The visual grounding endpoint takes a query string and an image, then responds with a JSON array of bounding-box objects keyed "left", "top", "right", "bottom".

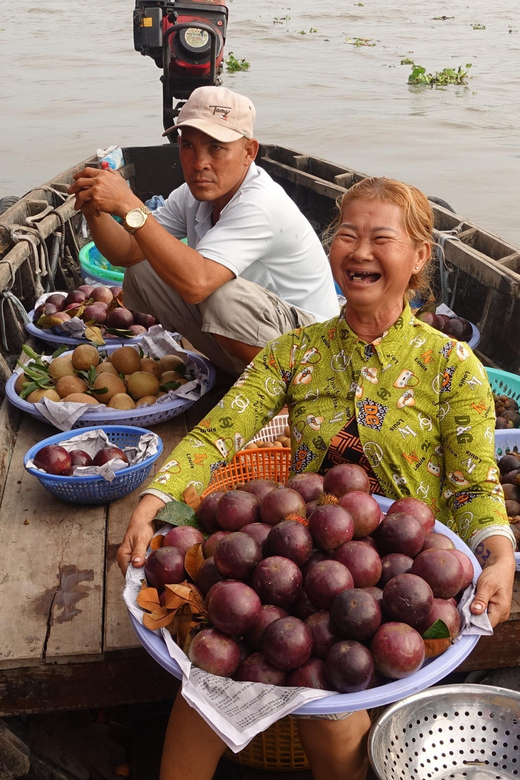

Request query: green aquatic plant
[
  {"left": 402, "top": 60, "right": 472, "bottom": 86},
  {"left": 471, "top": 23, "right": 486, "bottom": 29},
  {"left": 346, "top": 36, "right": 375, "bottom": 47},
  {"left": 225, "top": 52, "right": 250, "bottom": 72},
  {"left": 273, "top": 15, "right": 290, "bottom": 24}
]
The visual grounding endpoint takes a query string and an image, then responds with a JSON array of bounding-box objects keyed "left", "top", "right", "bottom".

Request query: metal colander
[{"left": 368, "top": 684, "right": 520, "bottom": 780}]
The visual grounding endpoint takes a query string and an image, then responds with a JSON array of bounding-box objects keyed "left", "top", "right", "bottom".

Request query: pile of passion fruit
[
  {"left": 143, "top": 464, "right": 475, "bottom": 692},
  {"left": 15, "top": 344, "right": 189, "bottom": 410},
  {"left": 33, "top": 285, "right": 157, "bottom": 340},
  {"left": 416, "top": 310, "right": 473, "bottom": 341},
  {"left": 497, "top": 451, "right": 520, "bottom": 547},
  {"left": 494, "top": 393, "right": 520, "bottom": 429},
  {"left": 32, "top": 441, "right": 129, "bottom": 475}
]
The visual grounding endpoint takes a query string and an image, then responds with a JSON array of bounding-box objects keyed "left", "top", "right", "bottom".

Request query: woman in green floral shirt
[{"left": 118, "top": 177, "right": 515, "bottom": 780}]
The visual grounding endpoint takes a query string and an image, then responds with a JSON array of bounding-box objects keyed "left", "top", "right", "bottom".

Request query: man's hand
[
  {"left": 116, "top": 494, "right": 167, "bottom": 576},
  {"left": 68, "top": 167, "right": 140, "bottom": 217}
]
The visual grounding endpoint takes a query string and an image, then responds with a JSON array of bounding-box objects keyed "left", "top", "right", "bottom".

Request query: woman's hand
[
  {"left": 471, "top": 535, "right": 516, "bottom": 627},
  {"left": 116, "top": 494, "right": 167, "bottom": 576}
]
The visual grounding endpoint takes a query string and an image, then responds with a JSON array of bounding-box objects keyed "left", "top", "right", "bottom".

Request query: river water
[{"left": 1, "top": 0, "right": 519, "bottom": 245}]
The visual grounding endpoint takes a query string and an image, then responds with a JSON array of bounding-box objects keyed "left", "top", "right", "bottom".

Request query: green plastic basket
[
  {"left": 78, "top": 241, "right": 125, "bottom": 285},
  {"left": 486, "top": 367, "right": 520, "bottom": 403}
]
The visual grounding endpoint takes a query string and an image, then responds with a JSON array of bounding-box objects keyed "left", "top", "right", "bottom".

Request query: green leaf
[
  {"left": 161, "top": 381, "right": 181, "bottom": 391},
  {"left": 91, "top": 384, "right": 108, "bottom": 395},
  {"left": 22, "top": 345, "right": 40, "bottom": 361},
  {"left": 51, "top": 345, "right": 70, "bottom": 359},
  {"left": 155, "top": 501, "right": 198, "bottom": 528},
  {"left": 20, "top": 381, "right": 38, "bottom": 400},
  {"left": 422, "top": 619, "right": 450, "bottom": 639},
  {"left": 104, "top": 327, "right": 135, "bottom": 338}
]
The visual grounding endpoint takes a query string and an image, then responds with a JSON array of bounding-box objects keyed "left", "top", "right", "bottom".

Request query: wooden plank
[
  {"left": 458, "top": 619, "right": 520, "bottom": 672},
  {"left": 0, "top": 416, "right": 106, "bottom": 669},
  {"left": 259, "top": 157, "right": 347, "bottom": 202},
  {"left": 0, "top": 397, "right": 20, "bottom": 504},
  {"left": 0, "top": 650, "right": 179, "bottom": 716},
  {"left": 440, "top": 236, "right": 520, "bottom": 296},
  {"left": 104, "top": 415, "right": 188, "bottom": 652}
]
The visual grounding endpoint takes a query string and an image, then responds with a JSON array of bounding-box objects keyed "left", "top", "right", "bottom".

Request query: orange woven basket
[
  {"left": 225, "top": 716, "right": 309, "bottom": 772},
  {"left": 202, "top": 447, "right": 292, "bottom": 498}
]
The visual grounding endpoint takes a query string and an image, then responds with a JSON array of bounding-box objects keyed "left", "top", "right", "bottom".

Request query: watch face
[{"left": 126, "top": 209, "right": 145, "bottom": 229}]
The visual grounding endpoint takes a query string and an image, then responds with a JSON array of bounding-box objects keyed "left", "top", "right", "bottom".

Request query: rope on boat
[
  {"left": 0, "top": 290, "right": 29, "bottom": 352},
  {"left": 435, "top": 225, "right": 464, "bottom": 310}
]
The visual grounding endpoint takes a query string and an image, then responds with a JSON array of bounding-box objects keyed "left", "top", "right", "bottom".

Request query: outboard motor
[{"left": 133, "top": 0, "right": 228, "bottom": 139}]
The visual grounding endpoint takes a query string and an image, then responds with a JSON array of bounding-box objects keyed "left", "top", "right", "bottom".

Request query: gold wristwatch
[{"left": 123, "top": 206, "right": 151, "bottom": 234}]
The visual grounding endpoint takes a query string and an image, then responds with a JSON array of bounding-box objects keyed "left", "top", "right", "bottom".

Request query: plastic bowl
[
  {"left": 128, "top": 450, "right": 481, "bottom": 714},
  {"left": 6, "top": 345, "right": 216, "bottom": 429},
  {"left": 79, "top": 241, "right": 125, "bottom": 285},
  {"left": 24, "top": 425, "right": 163, "bottom": 504},
  {"left": 25, "top": 309, "right": 148, "bottom": 347}
]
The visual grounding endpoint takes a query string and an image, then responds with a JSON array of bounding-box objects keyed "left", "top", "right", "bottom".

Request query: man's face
[{"left": 178, "top": 127, "right": 258, "bottom": 212}]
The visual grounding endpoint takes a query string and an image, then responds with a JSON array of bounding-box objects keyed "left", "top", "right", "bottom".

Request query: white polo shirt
[{"left": 153, "top": 163, "right": 339, "bottom": 322}]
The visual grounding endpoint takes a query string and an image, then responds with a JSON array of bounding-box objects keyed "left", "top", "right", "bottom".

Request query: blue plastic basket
[
  {"left": 486, "top": 367, "right": 520, "bottom": 403},
  {"left": 24, "top": 425, "right": 163, "bottom": 504}
]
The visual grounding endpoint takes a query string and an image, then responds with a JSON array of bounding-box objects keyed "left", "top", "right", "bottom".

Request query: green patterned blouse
[{"left": 146, "top": 303, "right": 513, "bottom": 550}]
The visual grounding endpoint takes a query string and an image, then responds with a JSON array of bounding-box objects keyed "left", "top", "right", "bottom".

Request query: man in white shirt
[{"left": 68, "top": 86, "right": 339, "bottom": 376}]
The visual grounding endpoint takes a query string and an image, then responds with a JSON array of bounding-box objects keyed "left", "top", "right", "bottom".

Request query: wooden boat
[{"left": 0, "top": 143, "right": 519, "bottom": 721}]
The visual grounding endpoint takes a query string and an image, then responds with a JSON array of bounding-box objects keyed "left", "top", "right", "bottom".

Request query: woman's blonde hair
[{"left": 324, "top": 177, "right": 435, "bottom": 299}]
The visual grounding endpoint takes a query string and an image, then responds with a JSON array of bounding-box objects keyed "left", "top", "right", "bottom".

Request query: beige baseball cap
[{"left": 162, "top": 86, "right": 256, "bottom": 142}]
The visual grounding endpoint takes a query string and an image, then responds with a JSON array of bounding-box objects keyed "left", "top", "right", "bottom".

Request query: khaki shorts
[{"left": 123, "top": 261, "right": 315, "bottom": 377}]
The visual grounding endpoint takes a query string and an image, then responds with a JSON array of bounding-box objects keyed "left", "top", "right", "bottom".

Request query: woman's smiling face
[{"left": 329, "top": 198, "right": 430, "bottom": 317}]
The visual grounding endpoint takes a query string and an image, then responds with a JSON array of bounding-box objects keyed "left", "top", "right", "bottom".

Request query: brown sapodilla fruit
[
  {"left": 27, "top": 388, "right": 61, "bottom": 403},
  {"left": 110, "top": 346, "right": 141, "bottom": 374},
  {"left": 55, "top": 375, "right": 88, "bottom": 398},
  {"left": 47, "top": 356, "right": 76, "bottom": 380},
  {"left": 126, "top": 372, "right": 160, "bottom": 400},
  {"left": 108, "top": 393, "right": 136, "bottom": 410},
  {"left": 62, "top": 393, "right": 100, "bottom": 404},
  {"left": 71, "top": 344, "right": 100, "bottom": 371},
  {"left": 92, "top": 373, "right": 126, "bottom": 403}
]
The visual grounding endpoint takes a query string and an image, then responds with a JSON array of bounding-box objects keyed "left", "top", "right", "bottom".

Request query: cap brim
[{"left": 162, "top": 117, "right": 244, "bottom": 142}]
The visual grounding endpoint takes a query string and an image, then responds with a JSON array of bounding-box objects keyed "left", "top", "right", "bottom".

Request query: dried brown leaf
[
  {"left": 136, "top": 583, "right": 161, "bottom": 613},
  {"left": 150, "top": 534, "right": 164, "bottom": 551},
  {"left": 423, "top": 637, "right": 452, "bottom": 658},
  {"left": 183, "top": 484, "right": 202, "bottom": 512},
  {"left": 163, "top": 580, "right": 207, "bottom": 616},
  {"left": 184, "top": 543, "right": 205, "bottom": 582},
  {"left": 84, "top": 325, "right": 106, "bottom": 346},
  {"left": 143, "top": 608, "right": 176, "bottom": 630}
]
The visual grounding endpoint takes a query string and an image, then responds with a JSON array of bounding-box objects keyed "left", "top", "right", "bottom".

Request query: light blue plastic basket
[
  {"left": 78, "top": 242, "right": 125, "bottom": 285},
  {"left": 486, "top": 367, "right": 520, "bottom": 403},
  {"left": 24, "top": 425, "right": 163, "bottom": 504}
]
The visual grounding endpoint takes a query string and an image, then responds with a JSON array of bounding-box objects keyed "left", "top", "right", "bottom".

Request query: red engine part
[{"left": 164, "top": 3, "right": 227, "bottom": 81}]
